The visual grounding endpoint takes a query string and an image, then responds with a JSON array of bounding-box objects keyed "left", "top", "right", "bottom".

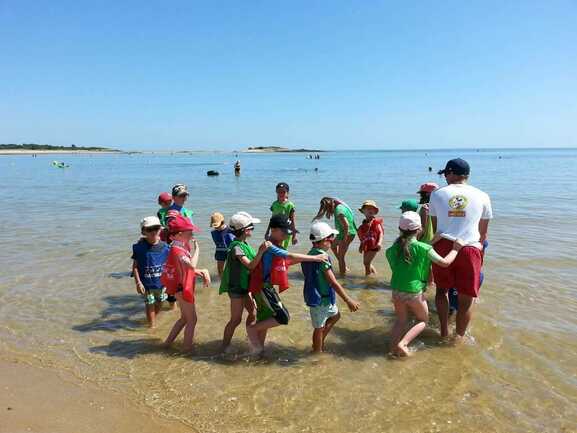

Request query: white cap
[
  {"left": 399, "top": 211, "right": 422, "bottom": 231},
  {"left": 229, "top": 211, "right": 261, "bottom": 231},
  {"left": 140, "top": 216, "right": 161, "bottom": 229},
  {"left": 310, "top": 221, "right": 339, "bottom": 242}
]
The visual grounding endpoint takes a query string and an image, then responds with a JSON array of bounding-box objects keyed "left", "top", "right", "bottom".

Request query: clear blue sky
[{"left": 1, "top": 1, "right": 576, "bottom": 151}]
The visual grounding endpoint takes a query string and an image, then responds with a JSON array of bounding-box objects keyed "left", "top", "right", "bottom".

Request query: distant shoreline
[
  {"left": 0, "top": 149, "right": 122, "bottom": 155},
  {"left": 243, "top": 146, "right": 325, "bottom": 153}
]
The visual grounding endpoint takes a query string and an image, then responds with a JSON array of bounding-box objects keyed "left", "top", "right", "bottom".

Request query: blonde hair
[
  {"left": 313, "top": 197, "right": 336, "bottom": 221},
  {"left": 395, "top": 228, "right": 419, "bottom": 263}
]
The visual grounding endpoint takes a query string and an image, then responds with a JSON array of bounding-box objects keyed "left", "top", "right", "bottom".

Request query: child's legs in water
[
  {"left": 244, "top": 295, "right": 256, "bottom": 326},
  {"left": 397, "top": 295, "right": 429, "bottom": 355},
  {"left": 390, "top": 295, "right": 409, "bottom": 353},
  {"left": 222, "top": 296, "right": 245, "bottom": 349},
  {"left": 172, "top": 293, "right": 197, "bottom": 351},
  {"left": 247, "top": 317, "right": 280, "bottom": 351},
  {"left": 363, "top": 250, "right": 378, "bottom": 275},
  {"left": 337, "top": 234, "right": 354, "bottom": 275},
  {"left": 217, "top": 260, "right": 225, "bottom": 278}
]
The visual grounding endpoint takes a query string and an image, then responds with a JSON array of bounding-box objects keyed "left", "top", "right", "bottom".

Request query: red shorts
[{"left": 432, "top": 239, "right": 483, "bottom": 298}]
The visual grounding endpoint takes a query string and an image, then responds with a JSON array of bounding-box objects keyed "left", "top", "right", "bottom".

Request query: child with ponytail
[{"left": 385, "top": 212, "right": 463, "bottom": 357}]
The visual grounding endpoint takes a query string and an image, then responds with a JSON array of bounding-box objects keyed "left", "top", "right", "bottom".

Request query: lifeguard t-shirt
[{"left": 429, "top": 183, "right": 492, "bottom": 249}]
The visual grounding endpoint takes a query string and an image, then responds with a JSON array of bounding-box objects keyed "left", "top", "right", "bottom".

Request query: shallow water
[{"left": 1, "top": 149, "right": 576, "bottom": 433}]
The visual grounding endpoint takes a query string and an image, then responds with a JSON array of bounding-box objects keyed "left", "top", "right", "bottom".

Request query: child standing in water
[
  {"left": 210, "top": 212, "right": 235, "bottom": 278},
  {"left": 161, "top": 215, "right": 210, "bottom": 352},
  {"left": 131, "top": 216, "right": 170, "bottom": 328},
  {"left": 219, "top": 212, "right": 270, "bottom": 353},
  {"left": 386, "top": 212, "right": 463, "bottom": 357},
  {"left": 157, "top": 192, "right": 173, "bottom": 242},
  {"left": 246, "top": 215, "right": 329, "bottom": 357},
  {"left": 265, "top": 182, "right": 298, "bottom": 249},
  {"left": 313, "top": 197, "right": 357, "bottom": 276},
  {"left": 357, "top": 200, "right": 384, "bottom": 276},
  {"left": 302, "top": 222, "right": 360, "bottom": 353}
]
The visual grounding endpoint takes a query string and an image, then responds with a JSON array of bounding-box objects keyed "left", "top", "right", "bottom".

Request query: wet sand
[{"left": 0, "top": 359, "right": 191, "bottom": 433}]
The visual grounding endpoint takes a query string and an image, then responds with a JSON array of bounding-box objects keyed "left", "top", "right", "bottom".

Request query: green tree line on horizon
[{"left": 0, "top": 143, "right": 118, "bottom": 151}]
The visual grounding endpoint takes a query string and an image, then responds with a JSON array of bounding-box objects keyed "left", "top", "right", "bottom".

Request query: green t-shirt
[
  {"left": 270, "top": 200, "right": 295, "bottom": 249},
  {"left": 308, "top": 247, "right": 333, "bottom": 306},
  {"left": 386, "top": 238, "right": 432, "bottom": 293},
  {"left": 219, "top": 240, "right": 256, "bottom": 294},
  {"left": 270, "top": 200, "right": 295, "bottom": 217},
  {"left": 158, "top": 206, "right": 194, "bottom": 227},
  {"left": 334, "top": 203, "right": 357, "bottom": 238}
]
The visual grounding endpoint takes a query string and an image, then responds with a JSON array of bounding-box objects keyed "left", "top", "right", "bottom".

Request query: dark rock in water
[{"left": 207, "top": 170, "right": 220, "bottom": 176}]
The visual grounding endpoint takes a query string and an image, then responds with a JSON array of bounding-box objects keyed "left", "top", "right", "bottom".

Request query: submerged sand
[{"left": 0, "top": 359, "right": 191, "bottom": 433}]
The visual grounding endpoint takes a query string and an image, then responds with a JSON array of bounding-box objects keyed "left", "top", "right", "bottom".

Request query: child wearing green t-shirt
[
  {"left": 219, "top": 212, "right": 270, "bottom": 353},
  {"left": 313, "top": 197, "right": 357, "bottom": 276},
  {"left": 303, "top": 222, "right": 360, "bottom": 353},
  {"left": 265, "top": 182, "right": 298, "bottom": 249},
  {"left": 385, "top": 212, "right": 463, "bottom": 357}
]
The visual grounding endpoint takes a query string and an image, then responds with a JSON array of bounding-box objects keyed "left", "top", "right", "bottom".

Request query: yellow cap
[
  {"left": 210, "top": 212, "right": 225, "bottom": 228},
  {"left": 359, "top": 200, "right": 379, "bottom": 213}
]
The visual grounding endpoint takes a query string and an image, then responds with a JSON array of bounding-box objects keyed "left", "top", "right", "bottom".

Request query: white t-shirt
[{"left": 429, "top": 183, "right": 492, "bottom": 249}]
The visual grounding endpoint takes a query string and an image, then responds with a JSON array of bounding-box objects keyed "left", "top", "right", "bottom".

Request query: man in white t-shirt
[{"left": 429, "top": 158, "right": 493, "bottom": 339}]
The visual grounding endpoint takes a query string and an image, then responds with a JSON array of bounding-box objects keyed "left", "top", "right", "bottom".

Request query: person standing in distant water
[
  {"left": 168, "top": 184, "right": 194, "bottom": 223},
  {"left": 429, "top": 158, "right": 493, "bottom": 341},
  {"left": 313, "top": 197, "right": 357, "bottom": 276},
  {"left": 416, "top": 183, "right": 438, "bottom": 244},
  {"left": 265, "top": 182, "right": 298, "bottom": 249},
  {"left": 234, "top": 160, "right": 241, "bottom": 176}
]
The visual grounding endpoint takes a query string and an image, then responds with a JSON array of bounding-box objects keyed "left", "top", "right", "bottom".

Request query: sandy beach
[{"left": 0, "top": 359, "right": 191, "bottom": 433}]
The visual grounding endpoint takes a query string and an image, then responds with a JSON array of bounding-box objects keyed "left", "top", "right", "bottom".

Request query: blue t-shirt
[
  {"left": 131, "top": 239, "right": 170, "bottom": 290},
  {"left": 261, "top": 244, "right": 289, "bottom": 284},
  {"left": 211, "top": 227, "right": 235, "bottom": 253}
]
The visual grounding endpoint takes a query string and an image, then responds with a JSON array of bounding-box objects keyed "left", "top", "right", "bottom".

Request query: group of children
[{"left": 131, "top": 181, "right": 465, "bottom": 357}]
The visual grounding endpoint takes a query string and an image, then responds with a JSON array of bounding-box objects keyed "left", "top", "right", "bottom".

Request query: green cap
[{"left": 399, "top": 199, "right": 419, "bottom": 212}]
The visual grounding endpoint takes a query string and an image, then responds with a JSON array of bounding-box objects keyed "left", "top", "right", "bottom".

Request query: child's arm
[
  {"left": 194, "top": 268, "right": 211, "bottom": 287},
  {"left": 337, "top": 213, "right": 349, "bottom": 234},
  {"left": 190, "top": 239, "right": 199, "bottom": 268},
  {"left": 375, "top": 222, "right": 384, "bottom": 251},
  {"left": 429, "top": 239, "right": 464, "bottom": 268},
  {"left": 132, "top": 260, "right": 145, "bottom": 295},
  {"left": 289, "top": 209, "right": 298, "bottom": 245},
  {"left": 287, "top": 251, "right": 328, "bottom": 264},
  {"left": 324, "top": 268, "right": 359, "bottom": 312},
  {"left": 238, "top": 241, "right": 272, "bottom": 271}
]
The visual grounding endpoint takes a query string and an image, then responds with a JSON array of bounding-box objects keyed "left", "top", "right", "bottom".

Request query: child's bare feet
[{"left": 396, "top": 343, "right": 411, "bottom": 357}]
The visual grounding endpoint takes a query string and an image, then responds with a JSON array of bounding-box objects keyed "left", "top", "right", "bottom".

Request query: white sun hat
[
  {"left": 229, "top": 211, "right": 261, "bottom": 231},
  {"left": 309, "top": 221, "right": 339, "bottom": 242},
  {"left": 399, "top": 211, "right": 422, "bottom": 231}
]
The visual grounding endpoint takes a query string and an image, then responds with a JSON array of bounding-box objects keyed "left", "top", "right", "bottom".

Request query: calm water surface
[{"left": 0, "top": 149, "right": 576, "bottom": 433}]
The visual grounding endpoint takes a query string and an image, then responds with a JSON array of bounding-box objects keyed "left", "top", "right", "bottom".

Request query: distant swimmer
[
  {"left": 234, "top": 160, "right": 241, "bottom": 176},
  {"left": 428, "top": 166, "right": 432, "bottom": 172}
]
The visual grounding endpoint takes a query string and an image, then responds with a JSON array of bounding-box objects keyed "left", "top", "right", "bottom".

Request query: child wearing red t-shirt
[
  {"left": 357, "top": 200, "right": 384, "bottom": 276},
  {"left": 161, "top": 215, "right": 210, "bottom": 352}
]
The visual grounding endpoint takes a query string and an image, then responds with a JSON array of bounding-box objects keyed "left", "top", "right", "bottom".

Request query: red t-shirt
[{"left": 161, "top": 242, "right": 196, "bottom": 303}]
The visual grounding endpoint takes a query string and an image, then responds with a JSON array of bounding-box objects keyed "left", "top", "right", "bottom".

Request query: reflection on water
[{"left": 0, "top": 149, "right": 576, "bottom": 433}]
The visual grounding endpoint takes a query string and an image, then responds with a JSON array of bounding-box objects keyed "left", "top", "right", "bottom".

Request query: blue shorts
[
  {"left": 309, "top": 304, "right": 339, "bottom": 329},
  {"left": 215, "top": 251, "right": 227, "bottom": 262}
]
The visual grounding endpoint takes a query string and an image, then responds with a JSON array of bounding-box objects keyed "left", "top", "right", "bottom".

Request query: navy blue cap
[
  {"left": 438, "top": 158, "right": 470, "bottom": 176},
  {"left": 276, "top": 182, "right": 290, "bottom": 192}
]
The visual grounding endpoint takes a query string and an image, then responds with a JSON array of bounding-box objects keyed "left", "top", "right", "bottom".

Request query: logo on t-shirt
[{"left": 448, "top": 195, "right": 468, "bottom": 217}]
